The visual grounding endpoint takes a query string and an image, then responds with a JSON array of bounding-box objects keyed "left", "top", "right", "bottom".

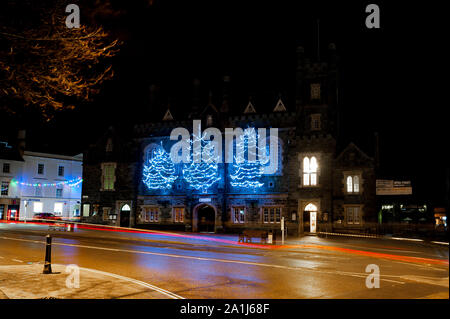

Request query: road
[{"left": 0, "top": 221, "right": 448, "bottom": 299}]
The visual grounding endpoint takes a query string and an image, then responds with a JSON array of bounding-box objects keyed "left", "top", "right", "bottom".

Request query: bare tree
[{"left": 0, "top": 0, "right": 120, "bottom": 119}]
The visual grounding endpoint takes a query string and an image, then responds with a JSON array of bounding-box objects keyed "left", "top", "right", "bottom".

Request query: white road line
[
  {"left": 11, "top": 259, "right": 23, "bottom": 263},
  {"left": 0, "top": 235, "right": 405, "bottom": 284},
  {"left": 77, "top": 266, "right": 184, "bottom": 299}
]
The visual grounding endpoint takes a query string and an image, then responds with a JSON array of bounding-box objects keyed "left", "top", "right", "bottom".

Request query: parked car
[{"left": 32, "top": 213, "right": 62, "bottom": 221}]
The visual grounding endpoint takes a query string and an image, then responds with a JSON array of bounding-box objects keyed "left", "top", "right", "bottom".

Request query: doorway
[
  {"left": 304, "top": 203, "right": 318, "bottom": 233},
  {"left": 120, "top": 204, "right": 131, "bottom": 227},
  {"left": 197, "top": 205, "right": 215, "bottom": 232}
]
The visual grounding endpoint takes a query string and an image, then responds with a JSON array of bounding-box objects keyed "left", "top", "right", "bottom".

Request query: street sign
[{"left": 376, "top": 179, "right": 412, "bottom": 195}]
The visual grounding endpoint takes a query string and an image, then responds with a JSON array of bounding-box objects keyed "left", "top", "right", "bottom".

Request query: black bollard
[{"left": 43, "top": 234, "right": 52, "bottom": 274}]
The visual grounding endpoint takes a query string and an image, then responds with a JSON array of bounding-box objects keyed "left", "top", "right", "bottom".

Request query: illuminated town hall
[{"left": 81, "top": 44, "right": 376, "bottom": 236}]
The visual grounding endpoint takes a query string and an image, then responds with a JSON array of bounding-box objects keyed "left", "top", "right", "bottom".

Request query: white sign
[
  {"left": 199, "top": 198, "right": 211, "bottom": 203},
  {"left": 281, "top": 217, "right": 284, "bottom": 230}
]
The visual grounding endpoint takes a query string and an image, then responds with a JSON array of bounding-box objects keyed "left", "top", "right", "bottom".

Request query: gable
[
  {"left": 162, "top": 109, "right": 174, "bottom": 121},
  {"left": 273, "top": 98, "right": 287, "bottom": 112},
  {"left": 243, "top": 101, "right": 257, "bottom": 114},
  {"left": 335, "top": 143, "right": 374, "bottom": 168}
]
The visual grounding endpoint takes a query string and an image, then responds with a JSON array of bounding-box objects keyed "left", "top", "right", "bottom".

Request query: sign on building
[{"left": 376, "top": 180, "right": 412, "bottom": 195}]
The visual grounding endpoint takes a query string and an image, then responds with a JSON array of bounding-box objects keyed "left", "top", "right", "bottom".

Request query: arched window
[
  {"left": 121, "top": 204, "right": 131, "bottom": 211},
  {"left": 303, "top": 156, "right": 318, "bottom": 186},
  {"left": 346, "top": 176, "right": 353, "bottom": 193},
  {"left": 354, "top": 176, "right": 360, "bottom": 193},
  {"left": 345, "top": 175, "right": 360, "bottom": 193},
  {"left": 304, "top": 203, "right": 317, "bottom": 212}
]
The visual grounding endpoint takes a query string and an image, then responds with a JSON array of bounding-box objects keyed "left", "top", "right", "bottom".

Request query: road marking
[
  {"left": 77, "top": 266, "right": 184, "bottom": 299},
  {"left": 11, "top": 259, "right": 23, "bottom": 263},
  {"left": 0, "top": 235, "right": 405, "bottom": 284}
]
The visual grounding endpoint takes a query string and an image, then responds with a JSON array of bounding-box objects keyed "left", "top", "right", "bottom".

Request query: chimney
[{"left": 17, "top": 129, "right": 26, "bottom": 157}]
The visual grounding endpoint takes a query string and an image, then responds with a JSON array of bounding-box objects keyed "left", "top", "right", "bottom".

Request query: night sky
[{"left": 2, "top": 0, "right": 447, "bottom": 201}]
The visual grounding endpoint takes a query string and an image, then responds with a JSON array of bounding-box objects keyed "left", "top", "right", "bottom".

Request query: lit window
[
  {"left": 311, "top": 114, "right": 321, "bottom": 131},
  {"left": 82, "top": 204, "right": 90, "bottom": 217},
  {"left": 346, "top": 206, "right": 361, "bottom": 225},
  {"left": 233, "top": 207, "right": 245, "bottom": 224},
  {"left": 206, "top": 114, "right": 213, "bottom": 126},
  {"left": 143, "top": 207, "right": 159, "bottom": 223},
  {"left": 54, "top": 203, "right": 63, "bottom": 215},
  {"left": 34, "top": 202, "right": 43, "bottom": 213},
  {"left": 310, "top": 83, "right": 321, "bottom": 100},
  {"left": 262, "top": 207, "right": 282, "bottom": 223},
  {"left": 1, "top": 181, "right": 9, "bottom": 196},
  {"left": 101, "top": 163, "right": 116, "bottom": 191},
  {"left": 346, "top": 176, "right": 353, "bottom": 193},
  {"left": 346, "top": 175, "right": 360, "bottom": 193},
  {"left": 102, "top": 207, "right": 111, "bottom": 221},
  {"left": 303, "top": 156, "right": 318, "bottom": 186},
  {"left": 173, "top": 207, "right": 184, "bottom": 223}
]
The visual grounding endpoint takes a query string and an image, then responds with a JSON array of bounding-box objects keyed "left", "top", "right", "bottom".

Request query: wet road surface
[{"left": 0, "top": 222, "right": 448, "bottom": 299}]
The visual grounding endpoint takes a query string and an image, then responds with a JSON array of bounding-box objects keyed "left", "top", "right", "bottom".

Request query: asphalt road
[{"left": 0, "top": 222, "right": 448, "bottom": 299}]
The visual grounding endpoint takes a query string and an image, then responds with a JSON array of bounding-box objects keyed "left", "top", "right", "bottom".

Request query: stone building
[{"left": 81, "top": 44, "right": 376, "bottom": 236}]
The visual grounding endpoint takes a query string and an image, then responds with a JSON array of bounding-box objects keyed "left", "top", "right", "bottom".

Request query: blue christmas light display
[
  {"left": 142, "top": 146, "right": 177, "bottom": 190},
  {"left": 229, "top": 127, "right": 265, "bottom": 188},
  {"left": 183, "top": 132, "right": 221, "bottom": 193}
]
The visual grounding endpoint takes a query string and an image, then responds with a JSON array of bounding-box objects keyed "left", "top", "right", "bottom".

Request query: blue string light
[
  {"left": 183, "top": 131, "right": 221, "bottom": 193},
  {"left": 142, "top": 146, "right": 177, "bottom": 190},
  {"left": 229, "top": 127, "right": 264, "bottom": 188}
]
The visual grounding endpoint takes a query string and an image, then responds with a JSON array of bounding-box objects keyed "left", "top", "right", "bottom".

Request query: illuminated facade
[
  {"left": 81, "top": 44, "right": 377, "bottom": 235},
  {"left": 0, "top": 142, "right": 83, "bottom": 221}
]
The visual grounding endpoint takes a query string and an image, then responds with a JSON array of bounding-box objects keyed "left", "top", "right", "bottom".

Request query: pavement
[{"left": 0, "top": 263, "right": 182, "bottom": 299}]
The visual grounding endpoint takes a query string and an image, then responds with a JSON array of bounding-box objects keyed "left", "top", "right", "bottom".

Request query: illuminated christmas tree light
[
  {"left": 142, "top": 146, "right": 177, "bottom": 190},
  {"left": 183, "top": 132, "right": 221, "bottom": 193},
  {"left": 229, "top": 127, "right": 265, "bottom": 188}
]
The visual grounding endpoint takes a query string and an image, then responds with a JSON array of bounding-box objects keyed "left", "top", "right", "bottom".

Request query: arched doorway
[
  {"left": 194, "top": 204, "right": 216, "bottom": 233},
  {"left": 120, "top": 204, "right": 131, "bottom": 227},
  {"left": 303, "top": 203, "right": 318, "bottom": 233}
]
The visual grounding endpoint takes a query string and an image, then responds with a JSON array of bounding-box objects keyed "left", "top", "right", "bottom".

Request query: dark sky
[{"left": 8, "top": 0, "right": 447, "bottom": 200}]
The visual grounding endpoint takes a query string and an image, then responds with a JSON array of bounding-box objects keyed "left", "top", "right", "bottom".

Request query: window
[
  {"left": 206, "top": 114, "right": 213, "bottom": 126},
  {"left": 54, "top": 203, "right": 63, "bottom": 216},
  {"left": 2, "top": 163, "right": 10, "bottom": 173},
  {"left": 34, "top": 202, "right": 43, "bottom": 213},
  {"left": 37, "top": 164, "right": 44, "bottom": 175},
  {"left": 35, "top": 186, "right": 42, "bottom": 197},
  {"left": 101, "top": 163, "right": 116, "bottom": 191},
  {"left": 173, "top": 207, "right": 184, "bottom": 223},
  {"left": 1, "top": 181, "right": 9, "bottom": 196},
  {"left": 106, "top": 138, "right": 113, "bottom": 152},
  {"left": 0, "top": 204, "right": 4, "bottom": 219},
  {"left": 56, "top": 188, "right": 63, "bottom": 198},
  {"left": 310, "top": 83, "right": 321, "bottom": 100},
  {"left": 58, "top": 166, "right": 65, "bottom": 177},
  {"left": 82, "top": 204, "right": 90, "bottom": 217},
  {"left": 346, "top": 206, "right": 361, "bottom": 225},
  {"left": 346, "top": 175, "right": 360, "bottom": 193},
  {"left": 142, "top": 207, "right": 159, "bottom": 223},
  {"left": 233, "top": 207, "right": 245, "bottom": 224},
  {"left": 263, "top": 207, "right": 282, "bottom": 223},
  {"left": 303, "top": 156, "right": 318, "bottom": 186},
  {"left": 102, "top": 207, "right": 111, "bottom": 221},
  {"left": 311, "top": 114, "right": 321, "bottom": 131}
]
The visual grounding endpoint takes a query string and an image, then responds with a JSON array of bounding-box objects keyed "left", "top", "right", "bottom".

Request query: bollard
[{"left": 43, "top": 234, "right": 52, "bottom": 274}]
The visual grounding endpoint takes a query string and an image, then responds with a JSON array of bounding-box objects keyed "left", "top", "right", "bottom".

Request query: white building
[{"left": 0, "top": 148, "right": 82, "bottom": 221}]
